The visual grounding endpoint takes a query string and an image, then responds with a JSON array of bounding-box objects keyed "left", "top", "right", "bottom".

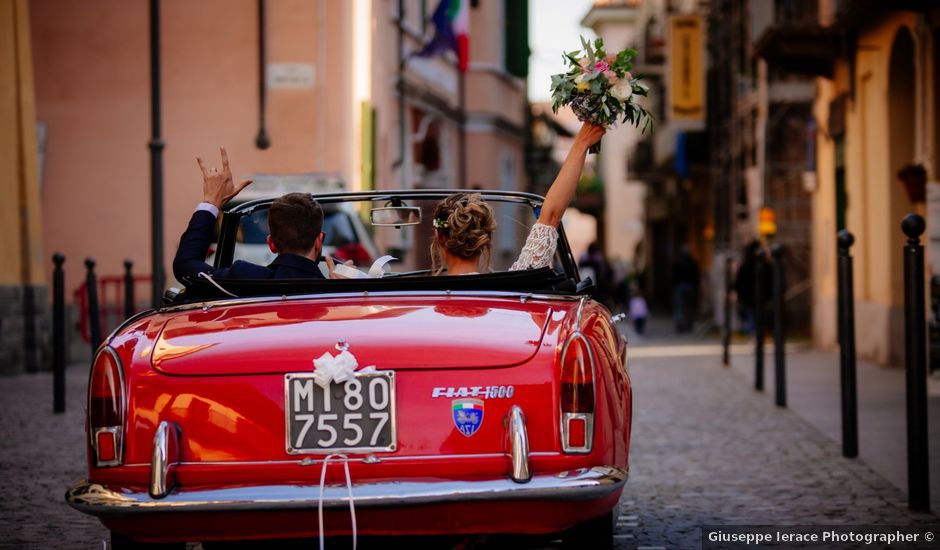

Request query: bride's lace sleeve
[{"left": 510, "top": 223, "right": 559, "bottom": 271}]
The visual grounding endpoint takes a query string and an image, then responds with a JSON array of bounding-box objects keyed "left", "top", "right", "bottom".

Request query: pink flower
[
  {"left": 604, "top": 70, "right": 618, "bottom": 84},
  {"left": 606, "top": 53, "right": 617, "bottom": 64},
  {"left": 625, "top": 71, "right": 633, "bottom": 81},
  {"left": 578, "top": 57, "right": 590, "bottom": 70},
  {"left": 593, "top": 60, "right": 610, "bottom": 73}
]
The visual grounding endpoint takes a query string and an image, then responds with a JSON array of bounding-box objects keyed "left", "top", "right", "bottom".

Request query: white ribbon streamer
[
  {"left": 331, "top": 256, "right": 397, "bottom": 279},
  {"left": 367, "top": 255, "right": 397, "bottom": 278},
  {"left": 197, "top": 272, "right": 238, "bottom": 297},
  {"left": 318, "top": 453, "right": 357, "bottom": 550}
]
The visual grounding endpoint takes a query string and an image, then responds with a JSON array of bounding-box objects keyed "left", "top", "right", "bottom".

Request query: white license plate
[{"left": 285, "top": 372, "right": 396, "bottom": 454}]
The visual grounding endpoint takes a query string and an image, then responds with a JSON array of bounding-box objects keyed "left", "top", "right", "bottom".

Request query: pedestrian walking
[
  {"left": 579, "top": 241, "right": 613, "bottom": 308},
  {"left": 629, "top": 290, "right": 649, "bottom": 335},
  {"left": 734, "top": 240, "right": 770, "bottom": 333},
  {"left": 671, "top": 245, "right": 700, "bottom": 333}
]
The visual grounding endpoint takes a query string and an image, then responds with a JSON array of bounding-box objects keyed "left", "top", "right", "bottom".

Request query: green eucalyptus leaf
[
  {"left": 590, "top": 78, "right": 603, "bottom": 94},
  {"left": 581, "top": 35, "right": 595, "bottom": 63}
]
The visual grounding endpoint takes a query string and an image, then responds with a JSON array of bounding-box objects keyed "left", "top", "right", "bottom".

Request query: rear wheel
[
  {"left": 562, "top": 510, "right": 614, "bottom": 550},
  {"left": 110, "top": 531, "right": 185, "bottom": 550}
]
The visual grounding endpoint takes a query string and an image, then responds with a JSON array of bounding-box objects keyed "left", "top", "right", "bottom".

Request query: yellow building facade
[
  {"left": 811, "top": 6, "right": 940, "bottom": 365},
  {"left": 1, "top": 0, "right": 46, "bottom": 374}
]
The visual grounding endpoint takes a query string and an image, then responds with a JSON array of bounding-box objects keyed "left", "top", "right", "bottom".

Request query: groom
[{"left": 172, "top": 147, "right": 327, "bottom": 284}]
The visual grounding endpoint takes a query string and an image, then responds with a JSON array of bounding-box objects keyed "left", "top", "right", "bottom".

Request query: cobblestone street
[
  {"left": 1, "top": 365, "right": 108, "bottom": 548},
  {"left": 1, "top": 353, "right": 938, "bottom": 549}
]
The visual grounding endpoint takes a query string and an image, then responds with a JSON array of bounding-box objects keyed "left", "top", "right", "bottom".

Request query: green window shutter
[
  {"left": 360, "top": 101, "right": 375, "bottom": 191},
  {"left": 504, "top": 0, "right": 529, "bottom": 78}
]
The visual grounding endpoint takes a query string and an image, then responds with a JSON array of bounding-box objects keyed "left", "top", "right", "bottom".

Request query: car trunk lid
[{"left": 152, "top": 296, "right": 554, "bottom": 376}]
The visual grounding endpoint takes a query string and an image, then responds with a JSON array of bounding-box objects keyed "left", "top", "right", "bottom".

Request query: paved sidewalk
[
  {"left": 622, "top": 350, "right": 938, "bottom": 548},
  {"left": 625, "top": 306, "right": 940, "bottom": 516},
  {"left": 727, "top": 348, "right": 940, "bottom": 515}
]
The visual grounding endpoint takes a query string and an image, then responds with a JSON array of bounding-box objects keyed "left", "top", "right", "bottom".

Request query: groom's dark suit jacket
[{"left": 173, "top": 209, "right": 324, "bottom": 283}]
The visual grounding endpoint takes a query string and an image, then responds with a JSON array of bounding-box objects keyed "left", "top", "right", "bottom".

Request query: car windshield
[
  {"left": 160, "top": 191, "right": 584, "bottom": 303},
  {"left": 237, "top": 209, "right": 359, "bottom": 246},
  {"left": 227, "top": 195, "right": 557, "bottom": 275}
]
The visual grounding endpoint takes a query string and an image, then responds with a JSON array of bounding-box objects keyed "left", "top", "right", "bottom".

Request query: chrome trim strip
[
  {"left": 66, "top": 466, "right": 626, "bottom": 516},
  {"left": 574, "top": 296, "right": 589, "bottom": 326},
  {"left": 150, "top": 421, "right": 180, "bottom": 499},
  {"left": 561, "top": 412, "right": 595, "bottom": 454},
  {"left": 120, "top": 451, "right": 563, "bottom": 468},
  {"left": 89, "top": 347, "right": 127, "bottom": 468},
  {"left": 507, "top": 406, "right": 531, "bottom": 483},
  {"left": 229, "top": 189, "right": 547, "bottom": 215},
  {"left": 559, "top": 331, "right": 597, "bottom": 454},
  {"left": 92, "top": 427, "right": 122, "bottom": 468},
  {"left": 158, "top": 290, "right": 582, "bottom": 313}
]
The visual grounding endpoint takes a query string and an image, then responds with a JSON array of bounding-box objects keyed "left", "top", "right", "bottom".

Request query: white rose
[{"left": 611, "top": 78, "right": 633, "bottom": 101}]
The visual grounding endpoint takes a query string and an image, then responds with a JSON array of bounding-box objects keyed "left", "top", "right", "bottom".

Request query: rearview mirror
[{"left": 370, "top": 207, "right": 422, "bottom": 226}]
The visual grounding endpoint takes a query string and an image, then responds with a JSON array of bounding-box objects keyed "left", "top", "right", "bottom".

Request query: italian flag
[{"left": 417, "top": 0, "right": 470, "bottom": 72}]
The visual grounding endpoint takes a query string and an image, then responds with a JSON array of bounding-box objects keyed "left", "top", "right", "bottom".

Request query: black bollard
[
  {"left": 52, "top": 253, "right": 66, "bottom": 414},
  {"left": 837, "top": 230, "right": 858, "bottom": 458},
  {"left": 754, "top": 248, "right": 767, "bottom": 391},
  {"left": 124, "top": 259, "right": 135, "bottom": 320},
  {"left": 772, "top": 244, "right": 786, "bottom": 407},
  {"left": 901, "top": 214, "right": 930, "bottom": 511},
  {"left": 723, "top": 257, "right": 732, "bottom": 366},
  {"left": 85, "top": 257, "right": 103, "bottom": 359}
]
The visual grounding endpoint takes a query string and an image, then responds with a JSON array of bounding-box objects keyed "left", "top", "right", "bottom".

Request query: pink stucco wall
[
  {"left": 31, "top": 0, "right": 352, "bottom": 286},
  {"left": 31, "top": 0, "right": 527, "bottom": 295}
]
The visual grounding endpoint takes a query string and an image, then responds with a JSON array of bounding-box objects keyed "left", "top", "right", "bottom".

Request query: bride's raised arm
[{"left": 536, "top": 122, "right": 606, "bottom": 228}]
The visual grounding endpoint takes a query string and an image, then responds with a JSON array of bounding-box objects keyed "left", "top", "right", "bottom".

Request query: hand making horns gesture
[{"left": 197, "top": 147, "right": 253, "bottom": 209}]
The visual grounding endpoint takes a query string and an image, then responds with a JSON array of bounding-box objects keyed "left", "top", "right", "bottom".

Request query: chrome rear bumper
[{"left": 66, "top": 465, "right": 626, "bottom": 517}]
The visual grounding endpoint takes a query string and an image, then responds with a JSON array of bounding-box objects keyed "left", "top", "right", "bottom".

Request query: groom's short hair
[{"left": 268, "top": 193, "right": 324, "bottom": 254}]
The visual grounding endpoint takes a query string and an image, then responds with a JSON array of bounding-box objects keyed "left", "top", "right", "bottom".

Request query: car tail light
[
  {"left": 560, "top": 333, "right": 595, "bottom": 453},
  {"left": 89, "top": 348, "right": 125, "bottom": 467},
  {"left": 335, "top": 243, "right": 373, "bottom": 265}
]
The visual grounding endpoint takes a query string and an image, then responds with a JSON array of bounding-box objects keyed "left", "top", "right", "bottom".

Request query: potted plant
[{"left": 898, "top": 164, "right": 927, "bottom": 203}]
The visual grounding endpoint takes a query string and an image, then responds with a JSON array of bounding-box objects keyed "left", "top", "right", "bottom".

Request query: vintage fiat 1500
[{"left": 66, "top": 190, "right": 632, "bottom": 548}]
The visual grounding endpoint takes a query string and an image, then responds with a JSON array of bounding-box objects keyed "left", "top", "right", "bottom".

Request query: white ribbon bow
[
  {"left": 312, "top": 350, "right": 358, "bottom": 388},
  {"left": 312, "top": 350, "right": 377, "bottom": 388}
]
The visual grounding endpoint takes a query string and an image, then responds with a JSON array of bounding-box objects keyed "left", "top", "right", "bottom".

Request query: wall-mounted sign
[
  {"left": 669, "top": 15, "right": 705, "bottom": 128},
  {"left": 926, "top": 181, "right": 940, "bottom": 275},
  {"left": 267, "top": 63, "right": 315, "bottom": 89}
]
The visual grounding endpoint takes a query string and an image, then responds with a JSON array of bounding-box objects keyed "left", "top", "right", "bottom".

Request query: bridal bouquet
[{"left": 550, "top": 36, "right": 652, "bottom": 153}]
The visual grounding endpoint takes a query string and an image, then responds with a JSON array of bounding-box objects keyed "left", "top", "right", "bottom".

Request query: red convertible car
[{"left": 66, "top": 190, "right": 632, "bottom": 548}]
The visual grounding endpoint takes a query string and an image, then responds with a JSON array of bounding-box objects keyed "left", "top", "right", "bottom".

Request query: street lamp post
[{"left": 149, "top": 0, "right": 165, "bottom": 308}]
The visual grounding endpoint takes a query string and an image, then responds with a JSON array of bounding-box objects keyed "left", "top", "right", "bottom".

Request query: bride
[{"left": 430, "top": 122, "right": 605, "bottom": 275}]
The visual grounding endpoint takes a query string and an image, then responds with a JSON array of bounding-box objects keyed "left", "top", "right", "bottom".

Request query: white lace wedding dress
[{"left": 509, "top": 223, "right": 558, "bottom": 271}]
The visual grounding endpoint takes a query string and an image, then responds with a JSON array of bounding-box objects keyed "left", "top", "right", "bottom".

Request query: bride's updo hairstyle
[{"left": 430, "top": 193, "right": 497, "bottom": 274}]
